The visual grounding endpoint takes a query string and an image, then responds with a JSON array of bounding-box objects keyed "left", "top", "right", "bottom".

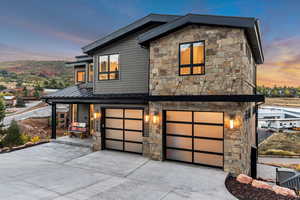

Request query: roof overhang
[
  {"left": 82, "top": 14, "right": 181, "bottom": 54},
  {"left": 138, "top": 14, "right": 264, "bottom": 64},
  {"left": 43, "top": 94, "right": 264, "bottom": 104}
]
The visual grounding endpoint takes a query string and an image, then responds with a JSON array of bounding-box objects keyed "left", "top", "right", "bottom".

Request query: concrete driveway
[{"left": 0, "top": 143, "right": 235, "bottom": 200}]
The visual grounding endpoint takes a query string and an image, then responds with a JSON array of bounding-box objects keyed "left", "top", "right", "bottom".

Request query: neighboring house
[
  {"left": 258, "top": 106, "right": 300, "bottom": 129},
  {"left": 3, "top": 95, "right": 16, "bottom": 107},
  {"left": 42, "top": 13, "right": 264, "bottom": 175}
]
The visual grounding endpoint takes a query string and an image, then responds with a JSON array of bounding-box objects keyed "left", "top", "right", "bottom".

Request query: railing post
[
  {"left": 251, "top": 146, "right": 257, "bottom": 179},
  {"left": 51, "top": 103, "right": 56, "bottom": 139}
]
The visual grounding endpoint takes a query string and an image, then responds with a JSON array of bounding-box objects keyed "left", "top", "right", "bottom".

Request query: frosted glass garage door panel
[
  {"left": 125, "top": 120, "right": 142, "bottom": 130},
  {"left": 105, "top": 129, "right": 123, "bottom": 140},
  {"left": 194, "top": 139, "right": 223, "bottom": 153},
  {"left": 194, "top": 152, "right": 223, "bottom": 167},
  {"left": 106, "top": 109, "right": 123, "bottom": 118},
  {"left": 125, "top": 131, "right": 143, "bottom": 142},
  {"left": 106, "top": 119, "right": 123, "bottom": 129},
  {"left": 166, "top": 123, "right": 192, "bottom": 136},
  {"left": 194, "top": 112, "right": 223, "bottom": 124},
  {"left": 167, "top": 149, "right": 192, "bottom": 162},
  {"left": 106, "top": 140, "right": 123, "bottom": 150},
  {"left": 125, "top": 142, "right": 142, "bottom": 153},
  {"left": 194, "top": 124, "right": 223, "bottom": 138},
  {"left": 125, "top": 109, "right": 143, "bottom": 119},
  {"left": 166, "top": 136, "right": 192, "bottom": 149},
  {"left": 166, "top": 111, "right": 192, "bottom": 122}
]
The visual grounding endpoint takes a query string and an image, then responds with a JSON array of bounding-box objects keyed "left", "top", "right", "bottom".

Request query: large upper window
[
  {"left": 88, "top": 63, "right": 94, "bottom": 82},
  {"left": 98, "top": 54, "right": 119, "bottom": 80},
  {"left": 179, "top": 41, "right": 205, "bottom": 75},
  {"left": 76, "top": 71, "right": 85, "bottom": 83}
]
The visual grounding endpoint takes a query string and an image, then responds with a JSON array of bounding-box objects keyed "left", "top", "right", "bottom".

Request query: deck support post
[{"left": 51, "top": 103, "right": 57, "bottom": 139}]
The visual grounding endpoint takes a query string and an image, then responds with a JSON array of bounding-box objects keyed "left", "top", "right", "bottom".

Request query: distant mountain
[
  {"left": 0, "top": 60, "right": 72, "bottom": 77},
  {"left": 0, "top": 60, "right": 73, "bottom": 87}
]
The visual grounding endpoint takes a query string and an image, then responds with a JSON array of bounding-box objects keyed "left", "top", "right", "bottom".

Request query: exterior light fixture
[
  {"left": 229, "top": 119, "right": 234, "bottom": 129},
  {"left": 152, "top": 111, "right": 159, "bottom": 124},
  {"left": 229, "top": 114, "right": 235, "bottom": 129},
  {"left": 94, "top": 112, "right": 101, "bottom": 119},
  {"left": 145, "top": 114, "right": 150, "bottom": 123}
]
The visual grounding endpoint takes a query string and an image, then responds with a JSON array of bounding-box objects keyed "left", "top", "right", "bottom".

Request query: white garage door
[
  {"left": 104, "top": 108, "right": 143, "bottom": 154},
  {"left": 165, "top": 111, "right": 224, "bottom": 168}
]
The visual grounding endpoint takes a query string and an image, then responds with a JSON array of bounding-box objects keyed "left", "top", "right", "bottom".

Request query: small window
[
  {"left": 88, "top": 63, "right": 94, "bottom": 82},
  {"left": 76, "top": 71, "right": 85, "bottom": 83},
  {"left": 60, "top": 113, "right": 65, "bottom": 118},
  {"left": 98, "top": 54, "right": 119, "bottom": 80},
  {"left": 179, "top": 41, "right": 205, "bottom": 75}
]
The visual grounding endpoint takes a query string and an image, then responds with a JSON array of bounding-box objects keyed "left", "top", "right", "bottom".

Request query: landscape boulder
[
  {"left": 236, "top": 174, "right": 253, "bottom": 184},
  {"left": 25, "top": 142, "right": 34, "bottom": 147},
  {"left": 272, "top": 185, "right": 297, "bottom": 197},
  {"left": 251, "top": 180, "right": 272, "bottom": 190}
]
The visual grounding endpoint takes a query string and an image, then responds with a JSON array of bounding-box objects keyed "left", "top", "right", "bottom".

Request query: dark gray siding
[{"left": 93, "top": 31, "right": 149, "bottom": 94}]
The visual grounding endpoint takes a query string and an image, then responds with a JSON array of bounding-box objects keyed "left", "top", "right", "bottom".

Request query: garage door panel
[
  {"left": 106, "top": 140, "right": 123, "bottom": 151},
  {"left": 106, "top": 119, "right": 123, "bottom": 129},
  {"left": 106, "top": 109, "right": 123, "bottom": 118},
  {"left": 166, "top": 123, "right": 192, "bottom": 136},
  {"left": 125, "top": 120, "right": 142, "bottom": 130},
  {"left": 125, "top": 109, "right": 143, "bottom": 119},
  {"left": 165, "top": 110, "right": 224, "bottom": 168},
  {"left": 194, "top": 139, "right": 223, "bottom": 153},
  {"left": 125, "top": 142, "right": 142, "bottom": 153},
  {"left": 194, "top": 152, "right": 223, "bottom": 167},
  {"left": 166, "top": 149, "right": 192, "bottom": 162},
  {"left": 194, "top": 124, "right": 223, "bottom": 138},
  {"left": 166, "top": 136, "right": 192, "bottom": 149},
  {"left": 105, "top": 129, "right": 123, "bottom": 140},
  {"left": 105, "top": 108, "right": 143, "bottom": 154},
  {"left": 166, "top": 111, "right": 192, "bottom": 122},
  {"left": 125, "top": 131, "right": 143, "bottom": 142},
  {"left": 194, "top": 112, "right": 223, "bottom": 124}
]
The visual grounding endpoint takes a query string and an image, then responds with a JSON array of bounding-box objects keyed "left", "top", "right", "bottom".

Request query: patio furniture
[{"left": 68, "top": 122, "right": 89, "bottom": 138}]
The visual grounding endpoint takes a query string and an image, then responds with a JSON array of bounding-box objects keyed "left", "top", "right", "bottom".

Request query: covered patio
[{"left": 42, "top": 84, "right": 148, "bottom": 140}]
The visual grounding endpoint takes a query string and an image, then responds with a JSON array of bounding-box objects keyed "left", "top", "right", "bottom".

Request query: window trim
[
  {"left": 98, "top": 54, "right": 120, "bottom": 81},
  {"left": 178, "top": 40, "right": 205, "bottom": 76},
  {"left": 76, "top": 70, "right": 86, "bottom": 83}
]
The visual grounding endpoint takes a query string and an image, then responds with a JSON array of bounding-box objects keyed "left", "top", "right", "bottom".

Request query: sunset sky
[{"left": 0, "top": 0, "right": 299, "bottom": 87}]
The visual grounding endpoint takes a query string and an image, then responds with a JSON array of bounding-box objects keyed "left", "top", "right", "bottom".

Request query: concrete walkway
[{"left": 0, "top": 143, "right": 235, "bottom": 200}]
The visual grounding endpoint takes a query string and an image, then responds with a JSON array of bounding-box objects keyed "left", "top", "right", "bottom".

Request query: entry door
[
  {"left": 165, "top": 111, "right": 224, "bottom": 168},
  {"left": 104, "top": 108, "right": 143, "bottom": 154}
]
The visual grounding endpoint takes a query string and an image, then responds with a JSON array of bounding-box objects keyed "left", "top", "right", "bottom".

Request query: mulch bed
[{"left": 225, "top": 175, "right": 300, "bottom": 200}]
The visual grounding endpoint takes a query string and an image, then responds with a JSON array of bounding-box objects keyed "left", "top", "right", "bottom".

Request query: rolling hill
[{"left": 0, "top": 60, "right": 74, "bottom": 88}]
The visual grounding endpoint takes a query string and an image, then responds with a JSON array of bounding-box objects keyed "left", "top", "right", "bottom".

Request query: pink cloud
[{"left": 258, "top": 36, "right": 300, "bottom": 87}]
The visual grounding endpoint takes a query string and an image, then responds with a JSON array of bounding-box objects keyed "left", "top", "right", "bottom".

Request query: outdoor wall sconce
[
  {"left": 144, "top": 114, "right": 150, "bottom": 123},
  {"left": 94, "top": 112, "right": 101, "bottom": 120},
  {"left": 229, "top": 119, "right": 234, "bottom": 129},
  {"left": 229, "top": 114, "right": 235, "bottom": 129},
  {"left": 152, "top": 111, "right": 159, "bottom": 124}
]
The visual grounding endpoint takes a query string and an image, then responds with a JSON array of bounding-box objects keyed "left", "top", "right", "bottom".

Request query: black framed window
[
  {"left": 98, "top": 54, "right": 119, "bottom": 80},
  {"left": 179, "top": 41, "right": 205, "bottom": 75}
]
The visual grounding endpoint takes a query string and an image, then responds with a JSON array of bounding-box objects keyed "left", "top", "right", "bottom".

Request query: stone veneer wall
[
  {"left": 147, "top": 101, "right": 256, "bottom": 175},
  {"left": 149, "top": 25, "right": 255, "bottom": 96}
]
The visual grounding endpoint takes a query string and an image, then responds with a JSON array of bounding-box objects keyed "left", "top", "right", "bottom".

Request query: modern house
[
  {"left": 258, "top": 106, "right": 300, "bottom": 129},
  {"left": 42, "top": 13, "right": 264, "bottom": 175}
]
